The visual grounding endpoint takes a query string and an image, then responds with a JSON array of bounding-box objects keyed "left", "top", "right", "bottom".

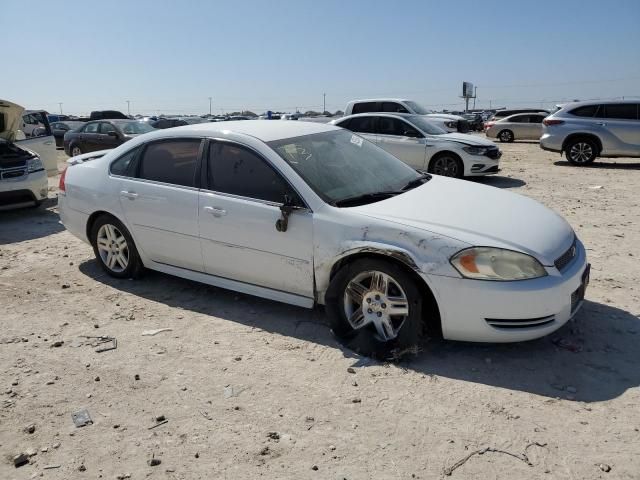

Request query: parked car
[
  {"left": 47, "top": 114, "right": 71, "bottom": 123},
  {"left": 485, "top": 112, "right": 548, "bottom": 142},
  {"left": 0, "top": 100, "right": 49, "bottom": 208},
  {"left": 64, "top": 120, "right": 155, "bottom": 156},
  {"left": 51, "top": 121, "right": 86, "bottom": 148},
  {"left": 148, "top": 118, "right": 188, "bottom": 129},
  {"left": 462, "top": 113, "right": 485, "bottom": 131},
  {"left": 489, "top": 109, "right": 550, "bottom": 122},
  {"left": 540, "top": 101, "right": 640, "bottom": 165},
  {"left": 89, "top": 110, "right": 129, "bottom": 120},
  {"left": 344, "top": 99, "right": 470, "bottom": 133},
  {"left": 332, "top": 113, "right": 501, "bottom": 178},
  {"left": 59, "top": 121, "right": 588, "bottom": 355}
]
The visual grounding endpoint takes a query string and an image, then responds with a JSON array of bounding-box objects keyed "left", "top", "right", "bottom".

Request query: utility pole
[
  {"left": 126, "top": 100, "right": 130, "bottom": 116},
  {"left": 58, "top": 103, "right": 63, "bottom": 114},
  {"left": 208, "top": 97, "right": 212, "bottom": 116},
  {"left": 473, "top": 86, "right": 477, "bottom": 110},
  {"left": 323, "top": 93, "right": 326, "bottom": 113}
]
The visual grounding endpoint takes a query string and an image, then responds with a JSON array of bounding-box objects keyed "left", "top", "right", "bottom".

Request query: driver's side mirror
[
  {"left": 276, "top": 194, "right": 303, "bottom": 232},
  {"left": 107, "top": 131, "right": 119, "bottom": 138}
]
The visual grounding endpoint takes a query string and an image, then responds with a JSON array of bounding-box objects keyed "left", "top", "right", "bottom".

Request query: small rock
[
  {"left": 155, "top": 415, "right": 166, "bottom": 422},
  {"left": 113, "top": 424, "right": 120, "bottom": 429},
  {"left": 234, "top": 356, "right": 242, "bottom": 361},
  {"left": 24, "top": 424, "right": 36, "bottom": 434},
  {"left": 599, "top": 463, "right": 611, "bottom": 472},
  {"left": 329, "top": 445, "right": 336, "bottom": 451},
  {"left": 94, "top": 376, "right": 100, "bottom": 382},
  {"left": 78, "top": 464, "right": 86, "bottom": 471},
  {"left": 134, "top": 374, "right": 140, "bottom": 381},
  {"left": 260, "top": 446, "right": 270, "bottom": 456},
  {"left": 148, "top": 458, "right": 161, "bottom": 467},
  {"left": 51, "top": 340, "right": 64, "bottom": 348},
  {"left": 267, "top": 432, "right": 280, "bottom": 440},
  {"left": 94, "top": 324, "right": 99, "bottom": 329},
  {"left": 41, "top": 447, "right": 48, "bottom": 452},
  {"left": 116, "top": 474, "right": 131, "bottom": 480},
  {"left": 11, "top": 379, "right": 19, "bottom": 386},
  {"left": 347, "top": 367, "right": 356, "bottom": 374},
  {"left": 52, "top": 442, "right": 61, "bottom": 449},
  {"left": 13, "top": 453, "right": 29, "bottom": 468},
  {"left": 352, "top": 398, "right": 362, "bottom": 403},
  {"left": 165, "top": 467, "right": 176, "bottom": 473},
  {"left": 61, "top": 284, "right": 70, "bottom": 289},
  {"left": 194, "top": 452, "right": 199, "bottom": 459},
  {"left": 312, "top": 465, "right": 319, "bottom": 471},
  {"left": 25, "top": 447, "right": 37, "bottom": 457}
]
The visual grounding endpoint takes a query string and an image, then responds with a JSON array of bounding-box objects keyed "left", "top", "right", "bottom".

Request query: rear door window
[
  {"left": 137, "top": 139, "right": 200, "bottom": 187},
  {"left": 351, "top": 102, "right": 378, "bottom": 114},
  {"left": 110, "top": 147, "right": 139, "bottom": 176},
  {"left": 84, "top": 123, "right": 100, "bottom": 133},
  {"left": 99, "top": 122, "right": 117, "bottom": 134},
  {"left": 382, "top": 102, "right": 409, "bottom": 113},
  {"left": 529, "top": 115, "right": 545, "bottom": 123},
  {"left": 347, "top": 116, "right": 376, "bottom": 134},
  {"left": 603, "top": 104, "right": 638, "bottom": 120},
  {"left": 377, "top": 117, "right": 421, "bottom": 137}
]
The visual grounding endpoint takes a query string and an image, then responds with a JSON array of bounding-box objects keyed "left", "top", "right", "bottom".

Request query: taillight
[
  {"left": 543, "top": 119, "right": 564, "bottom": 126},
  {"left": 59, "top": 167, "right": 67, "bottom": 192}
]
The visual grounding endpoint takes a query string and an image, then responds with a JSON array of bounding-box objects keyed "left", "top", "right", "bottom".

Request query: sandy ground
[{"left": 1, "top": 139, "right": 639, "bottom": 480}]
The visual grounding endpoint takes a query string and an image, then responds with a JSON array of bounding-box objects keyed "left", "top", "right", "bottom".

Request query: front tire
[
  {"left": 565, "top": 138, "right": 597, "bottom": 165},
  {"left": 326, "top": 258, "right": 424, "bottom": 359},
  {"left": 428, "top": 153, "right": 464, "bottom": 178},
  {"left": 498, "top": 129, "right": 514, "bottom": 143},
  {"left": 90, "top": 215, "right": 143, "bottom": 278}
]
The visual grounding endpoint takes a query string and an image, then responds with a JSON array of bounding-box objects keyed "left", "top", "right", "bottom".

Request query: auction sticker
[{"left": 350, "top": 135, "right": 363, "bottom": 147}]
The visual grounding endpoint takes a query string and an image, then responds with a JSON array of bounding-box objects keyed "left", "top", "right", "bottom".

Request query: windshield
[
  {"left": 406, "top": 115, "right": 447, "bottom": 135},
  {"left": 268, "top": 130, "right": 422, "bottom": 206},
  {"left": 113, "top": 121, "right": 155, "bottom": 135},
  {"left": 404, "top": 101, "right": 432, "bottom": 115}
]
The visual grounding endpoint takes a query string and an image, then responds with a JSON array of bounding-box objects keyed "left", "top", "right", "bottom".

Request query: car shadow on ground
[
  {"left": 469, "top": 175, "right": 526, "bottom": 189},
  {"left": 79, "top": 260, "right": 639, "bottom": 403},
  {"left": 554, "top": 160, "right": 640, "bottom": 170},
  {"left": 0, "top": 197, "right": 63, "bottom": 244}
]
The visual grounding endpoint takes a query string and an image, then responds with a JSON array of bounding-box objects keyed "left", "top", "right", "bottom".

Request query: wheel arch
[
  {"left": 86, "top": 210, "right": 125, "bottom": 243},
  {"left": 427, "top": 150, "right": 464, "bottom": 178},
  {"left": 327, "top": 249, "right": 443, "bottom": 338},
  {"left": 561, "top": 133, "right": 602, "bottom": 155}
]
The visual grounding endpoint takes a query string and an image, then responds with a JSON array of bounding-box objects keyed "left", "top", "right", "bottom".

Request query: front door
[
  {"left": 97, "top": 122, "right": 125, "bottom": 150},
  {"left": 376, "top": 116, "right": 427, "bottom": 169},
  {"left": 117, "top": 138, "right": 204, "bottom": 271},
  {"left": 198, "top": 140, "right": 314, "bottom": 299}
]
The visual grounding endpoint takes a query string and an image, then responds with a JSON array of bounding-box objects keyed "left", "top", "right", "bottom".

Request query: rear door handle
[
  {"left": 120, "top": 190, "right": 138, "bottom": 200},
  {"left": 204, "top": 206, "right": 227, "bottom": 217},
  {"left": 596, "top": 122, "right": 607, "bottom": 126}
]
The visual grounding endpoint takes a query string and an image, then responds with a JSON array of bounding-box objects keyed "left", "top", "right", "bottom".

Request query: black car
[
  {"left": 89, "top": 110, "right": 129, "bottom": 120},
  {"left": 50, "top": 121, "right": 86, "bottom": 148},
  {"left": 149, "top": 118, "right": 189, "bottom": 129},
  {"left": 64, "top": 120, "right": 155, "bottom": 156},
  {"left": 462, "top": 113, "right": 485, "bottom": 132}
]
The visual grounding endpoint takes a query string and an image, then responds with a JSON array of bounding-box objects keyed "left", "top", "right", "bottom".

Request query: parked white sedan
[
  {"left": 332, "top": 113, "right": 501, "bottom": 178},
  {"left": 59, "top": 121, "right": 589, "bottom": 356}
]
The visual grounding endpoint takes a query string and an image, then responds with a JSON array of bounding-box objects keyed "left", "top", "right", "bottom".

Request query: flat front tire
[
  {"left": 90, "top": 215, "right": 143, "bottom": 278},
  {"left": 326, "top": 258, "right": 424, "bottom": 358}
]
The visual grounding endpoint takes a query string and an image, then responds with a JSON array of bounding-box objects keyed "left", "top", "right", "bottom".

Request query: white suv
[
  {"left": 0, "top": 100, "right": 49, "bottom": 209},
  {"left": 540, "top": 101, "right": 640, "bottom": 165}
]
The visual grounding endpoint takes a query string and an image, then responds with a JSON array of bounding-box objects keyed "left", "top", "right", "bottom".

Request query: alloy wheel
[
  {"left": 71, "top": 146, "right": 82, "bottom": 156},
  {"left": 96, "top": 224, "right": 129, "bottom": 273},
  {"left": 499, "top": 130, "right": 513, "bottom": 142},
  {"left": 343, "top": 270, "right": 409, "bottom": 342},
  {"left": 569, "top": 142, "right": 594, "bottom": 163},
  {"left": 432, "top": 156, "right": 460, "bottom": 177}
]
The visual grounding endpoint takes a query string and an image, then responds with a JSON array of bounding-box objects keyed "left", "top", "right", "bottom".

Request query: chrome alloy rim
[
  {"left": 432, "top": 156, "right": 460, "bottom": 177},
  {"left": 343, "top": 271, "right": 409, "bottom": 341},
  {"left": 569, "top": 142, "right": 593, "bottom": 163},
  {"left": 71, "top": 146, "right": 82, "bottom": 156},
  {"left": 499, "top": 131, "right": 512, "bottom": 141},
  {"left": 96, "top": 224, "right": 129, "bottom": 273}
]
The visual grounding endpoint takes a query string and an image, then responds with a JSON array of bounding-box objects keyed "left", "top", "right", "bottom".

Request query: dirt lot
[{"left": 1, "top": 140, "right": 639, "bottom": 480}]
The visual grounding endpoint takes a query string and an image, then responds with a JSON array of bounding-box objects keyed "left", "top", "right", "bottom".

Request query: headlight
[
  {"left": 26, "top": 157, "right": 44, "bottom": 173},
  {"left": 462, "top": 146, "right": 488, "bottom": 155},
  {"left": 445, "top": 121, "right": 457, "bottom": 128},
  {"left": 450, "top": 247, "right": 547, "bottom": 281}
]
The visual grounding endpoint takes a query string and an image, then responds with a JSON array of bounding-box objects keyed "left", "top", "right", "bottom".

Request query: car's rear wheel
[
  {"left": 70, "top": 145, "right": 83, "bottom": 157},
  {"left": 326, "top": 258, "right": 424, "bottom": 358},
  {"left": 90, "top": 215, "right": 143, "bottom": 278},
  {"left": 498, "top": 129, "right": 514, "bottom": 143},
  {"left": 566, "top": 138, "right": 597, "bottom": 165},
  {"left": 428, "top": 153, "right": 464, "bottom": 178}
]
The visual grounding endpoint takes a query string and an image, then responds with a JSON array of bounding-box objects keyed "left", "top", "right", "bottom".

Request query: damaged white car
[
  {"left": 58, "top": 121, "right": 589, "bottom": 355},
  {"left": 0, "top": 99, "right": 51, "bottom": 209}
]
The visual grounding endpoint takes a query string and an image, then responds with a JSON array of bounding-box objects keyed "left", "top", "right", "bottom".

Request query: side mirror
[
  {"left": 276, "top": 194, "right": 303, "bottom": 232},
  {"left": 107, "top": 131, "right": 119, "bottom": 137}
]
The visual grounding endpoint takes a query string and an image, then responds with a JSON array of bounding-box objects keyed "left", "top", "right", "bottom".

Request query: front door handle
[
  {"left": 204, "top": 206, "right": 227, "bottom": 217},
  {"left": 120, "top": 190, "right": 138, "bottom": 200},
  {"left": 596, "top": 122, "right": 607, "bottom": 126}
]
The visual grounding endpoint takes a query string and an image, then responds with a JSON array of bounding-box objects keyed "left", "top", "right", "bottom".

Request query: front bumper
[
  {"left": 426, "top": 240, "right": 589, "bottom": 342},
  {"left": 0, "top": 170, "right": 48, "bottom": 209},
  {"left": 462, "top": 149, "right": 501, "bottom": 176}
]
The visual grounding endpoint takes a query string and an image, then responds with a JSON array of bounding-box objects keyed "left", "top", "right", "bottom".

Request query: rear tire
[
  {"left": 565, "top": 138, "right": 597, "bottom": 165},
  {"left": 90, "top": 214, "right": 143, "bottom": 279},
  {"left": 326, "top": 258, "right": 424, "bottom": 359},
  {"left": 498, "top": 129, "right": 514, "bottom": 143}
]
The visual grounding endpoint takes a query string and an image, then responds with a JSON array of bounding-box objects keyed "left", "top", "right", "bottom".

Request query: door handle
[
  {"left": 120, "top": 190, "right": 138, "bottom": 200},
  {"left": 596, "top": 122, "right": 607, "bottom": 126},
  {"left": 204, "top": 206, "right": 227, "bottom": 217}
]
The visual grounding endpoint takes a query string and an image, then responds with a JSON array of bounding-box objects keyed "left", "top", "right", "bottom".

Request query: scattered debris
[
  {"left": 155, "top": 415, "right": 166, "bottom": 422},
  {"left": 134, "top": 374, "right": 140, "bottom": 381},
  {"left": 13, "top": 453, "right": 29, "bottom": 468},
  {"left": 51, "top": 340, "right": 64, "bottom": 348},
  {"left": 312, "top": 465, "right": 319, "bottom": 471},
  {"left": 352, "top": 398, "right": 362, "bottom": 403},
  {"left": 599, "top": 463, "right": 612, "bottom": 472},
  {"left": 149, "top": 419, "right": 169, "bottom": 430},
  {"left": 24, "top": 423, "right": 36, "bottom": 434},
  {"left": 224, "top": 385, "right": 247, "bottom": 399},
  {"left": 43, "top": 465, "right": 61, "bottom": 470},
  {"left": 116, "top": 474, "right": 131, "bottom": 479},
  {"left": 444, "top": 445, "right": 537, "bottom": 476},
  {"left": 260, "top": 446, "right": 270, "bottom": 456},
  {"left": 71, "top": 408, "right": 93, "bottom": 427},
  {"left": 141, "top": 328, "right": 173, "bottom": 336},
  {"left": 148, "top": 456, "right": 161, "bottom": 467},
  {"left": 588, "top": 185, "right": 604, "bottom": 189},
  {"left": 78, "top": 464, "right": 86, "bottom": 471},
  {"left": 347, "top": 367, "right": 356, "bottom": 374},
  {"left": 267, "top": 432, "right": 280, "bottom": 440}
]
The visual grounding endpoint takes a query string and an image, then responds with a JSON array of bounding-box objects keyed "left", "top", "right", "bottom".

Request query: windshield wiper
[
  {"left": 401, "top": 173, "right": 431, "bottom": 191},
  {"left": 333, "top": 191, "right": 402, "bottom": 207}
]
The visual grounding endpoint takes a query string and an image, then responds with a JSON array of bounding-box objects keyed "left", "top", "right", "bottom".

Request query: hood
[
  {"left": 426, "top": 113, "right": 464, "bottom": 121},
  {"left": 437, "top": 132, "right": 497, "bottom": 147},
  {"left": 0, "top": 99, "right": 25, "bottom": 142},
  {"left": 350, "top": 176, "right": 574, "bottom": 266}
]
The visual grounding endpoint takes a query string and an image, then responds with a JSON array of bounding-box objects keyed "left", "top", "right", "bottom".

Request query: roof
[
  {"left": 172, "top": 120, "right": 339, "bottom": 142},
  {"left": 347, "top": 98, "right": 410, "bottom": 103}
]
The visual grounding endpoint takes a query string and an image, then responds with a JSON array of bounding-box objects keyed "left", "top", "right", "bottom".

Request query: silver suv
[{"left": 540, "top": 101, "right": 640, "bottom": 165}]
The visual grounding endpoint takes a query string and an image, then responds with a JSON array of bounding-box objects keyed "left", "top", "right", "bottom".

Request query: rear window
[
  {"left": 381, "top": 102, "right": 409, "bottom": 113},
  {"left": 110, "top": 147, "right": 139, "bottom": 176},
  {"left": 346, "top": 116, "right": 376, "bottom": 134},
  {"left": 138, "top": 139, "right": 200, "bottom": 187},
  {"left": 568, "top": 105, "right": 600, "bottom": 117},
  {"left": 351, "top": 102, "right": 378, "bottom": 114},
  {"left": 603, "top": 104, "right": 638, "bottom": 120}
]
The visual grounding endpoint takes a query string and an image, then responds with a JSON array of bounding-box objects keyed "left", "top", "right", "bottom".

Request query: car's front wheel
[
  {"left": 498, "top": 129, "right": 514, "bottom": 142},
  {"left": 90, "top": 215, "right": 143, "bottom": 278},
  {"left": 326, "top": 258, "right": 424, "bottom": 358},
  {"left": 566, "top": 138, "right": 598, "bottom": 165},
  {"left": 428, "top": 153, "right": 464, "bottom": 178}
]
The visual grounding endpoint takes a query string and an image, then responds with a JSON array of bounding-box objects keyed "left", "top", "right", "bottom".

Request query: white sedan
[
  {"left": 332, "top": 113, "right": 501, "bottom": 178},
  {"left": 59, "top": 121, "right": 589, "bottom": 356}
]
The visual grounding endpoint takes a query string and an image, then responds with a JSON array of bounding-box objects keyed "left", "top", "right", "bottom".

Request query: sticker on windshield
[{"left": 350, "top": 135, "right": 363, "bottom": 147}]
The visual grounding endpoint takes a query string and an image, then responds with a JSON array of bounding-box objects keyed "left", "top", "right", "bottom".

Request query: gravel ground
[{"left": 1, "top": 141, "right": 639, "bottom": 480}]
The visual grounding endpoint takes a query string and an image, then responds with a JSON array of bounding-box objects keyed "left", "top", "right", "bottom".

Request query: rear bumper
[
  {"left": 58, "top": 193, "right": 91, "bottom": 244},
  {"left": 540, "top": 133, "right": 563, "bottom": 153},
  {"left": 0, "top": 170, "right": 48, "bottom": 209}
]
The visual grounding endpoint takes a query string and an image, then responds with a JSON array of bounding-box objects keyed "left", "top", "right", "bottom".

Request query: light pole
[
  {"left": 58, "top": 103, "right": 63, "bottom": 114},
  {"left": 208, "top": 97, "right": 212, "bottom": 116},
  {"left": 126, "top": 100, "right": 130, "bottom": 116},
  {"left": 323, "top": 93, "right": 326, "bottom": 113}
]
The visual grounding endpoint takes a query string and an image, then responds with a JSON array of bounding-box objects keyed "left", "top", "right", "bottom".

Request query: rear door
[
  {"left": 117, "top": 138, "right": 204, "bottom": 271},
  {"left": 340, "top": 116, "right": 378, "bottom": 144},
  {"left": 198, "top": 140, "right": 314, "bottom": 298},
  {"left": 375, "top": 117, "right": 427, "bottom": 169},
  {"left": 527, "top": 115, "right": 546, "bottom": 139},
  {"left": 602, "top": 103, "right": 640, "bottom": 155},
  {"left": 80, "top": 122, "right": 101, "bottom": 151}
]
